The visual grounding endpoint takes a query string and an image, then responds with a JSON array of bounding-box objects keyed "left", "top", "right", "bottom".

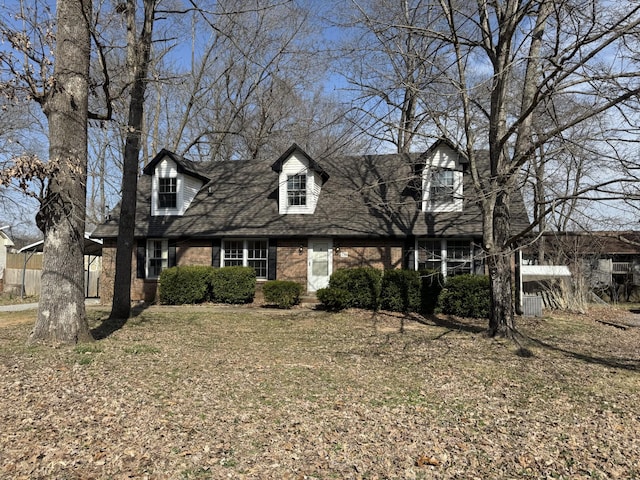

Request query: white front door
[{"left": 308, "top": 238, "right": 332, "bottom": 292}]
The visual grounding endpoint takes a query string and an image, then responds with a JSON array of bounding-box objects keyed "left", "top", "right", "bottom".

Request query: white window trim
[
  {"left": 146, "top": 238, "right": 169, "bottom": 280},
  {"left": 415, "top": 238, "right": 474, "bottom": 277},
  {"left": 221, "top": 238, "right": 269, "bottom": 279},
  {"left": 422, "top": 168, "right": 463, "bottom": 213},
  {"left": 152, "top": 172, "right": 184, "bottom": 216}
]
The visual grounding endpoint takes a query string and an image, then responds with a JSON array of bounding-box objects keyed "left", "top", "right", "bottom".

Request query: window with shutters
[
  {"left": 222, "top": 239, "right": 268, "bottom": 279},
  {"left": 146, "top": 239, "right": 168, "bottom": 279}
]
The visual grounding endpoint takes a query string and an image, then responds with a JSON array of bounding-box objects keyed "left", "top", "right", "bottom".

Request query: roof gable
[
  {"left": 271, "top": 143, "right": 330, "bottom": 185},
  {"left": 142, "top": 149, "right": 210, "bottom": 183}
]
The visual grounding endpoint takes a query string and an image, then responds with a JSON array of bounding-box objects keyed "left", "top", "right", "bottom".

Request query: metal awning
[{"left": 18, "top": 233, "right": 103, "bottom": 256}]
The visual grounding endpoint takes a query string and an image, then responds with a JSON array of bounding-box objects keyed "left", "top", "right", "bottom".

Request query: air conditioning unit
[{"left": 522, "top": 295, "right": 543, "bottom": 317}]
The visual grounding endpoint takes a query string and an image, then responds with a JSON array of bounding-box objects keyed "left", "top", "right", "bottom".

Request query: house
[
  {"left": 0, "top": 226, "right": 15, "bottom": 293},
  {"left": 523, "top": 231, "right": 640, "bottom": 302},
  {"left": 91, "top": 139, "right": 530, "bottom": 303}
]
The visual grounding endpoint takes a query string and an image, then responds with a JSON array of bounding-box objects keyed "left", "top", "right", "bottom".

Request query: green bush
[
  {"left": 316, "top": 287, "right": 352, "bottom": 311},
  {"left": 210, "top": 266, "right": 256, "bottom": 304},
  {"left": 263, "top": 280, "right": 303, "bottom": 309},
  {"left": 419, "top": 269, "right": 445, "bottom": 314},
  {"left": 159, "top": 266, "right": 214, "bottom": 305},
  {"left": 380, "top": 269, "right": 421, "bottom": 312},
  {"left": 438, "top": 274, "right": 490, "bottom": 318},
  {"left": 328, "top": 267, "right": 382, "bottom": 310}
]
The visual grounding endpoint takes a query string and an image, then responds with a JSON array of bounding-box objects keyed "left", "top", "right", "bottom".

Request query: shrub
[
  {"left": 159, "top": 266, "right": 214, "bottom": 305},
  {"left": 316, "top": 287, "right": 352, "bottom": 311},
  {"left": 419, "top": 269, "right": 445, "bottom": 314},
  {"left": 380, "top": 269, "right": 421, "bottom": 312},
  {"left": 263, "top": 280, "right": 304, "bottom": 309},
  {"left": 328, "top": 267, "right": 382, "bottom": 310},
  {"left": 210, "top": 266, "right": 256, "bottom": 304},
  {"left": 438, "top": 274, "right": 490, "bottom": 318}
]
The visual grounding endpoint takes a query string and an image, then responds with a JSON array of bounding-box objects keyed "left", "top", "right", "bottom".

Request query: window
[
  {"left": 417, "top": 239, "right": 442, "bottom": 272},
  {"left": 446, "top": 240, "right": 472, "bottom": 276},
  {"left": 430, "top": 170, "right": 455, "bottom": 206},
  {"left": 158, "top": 177, "right": 177, "bottom": 209},
  {"left": 147, "top": 239, "right": 168, "bottom": 279},
  {"left": 287, "top": 174, "right": 306, "bottom": 206},
  {"left": 417, "top": 239, "right": 473, "bottom": 277},
  {"left": 223, "top": 239, "right": 268, "bottom": 278}
]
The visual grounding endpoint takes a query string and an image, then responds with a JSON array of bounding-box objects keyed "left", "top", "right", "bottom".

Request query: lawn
[{"left": 1, "top": 304, "right": 639, "bottom": 479}]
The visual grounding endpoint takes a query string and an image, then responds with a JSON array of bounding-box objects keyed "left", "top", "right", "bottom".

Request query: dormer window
[
  {"left": 272, "top": 144, "right": 329, "bottom": 215},
  {"left": 287, "top": 174, "right": 307, "bottom": 206},
  {"left": 144, "top": 151, "right": 208, "bottom": 217},
  {"left": 158, "top": 178, "right": 177, "bottom": 209}
]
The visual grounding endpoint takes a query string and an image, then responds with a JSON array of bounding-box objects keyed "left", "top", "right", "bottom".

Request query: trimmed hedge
[
  {"left": 316, "top": 287, "right": 352, "bottom": 311},
  {"left": 159, "top": 266, "right": 214, "bottom": 305},
  {"left": 380, "top": 269, "right": 421, "bottom": 313},
  {"left": 419, "top": 269, "right": 444, "bottom": 314},
  {"left": 210, "top": 266, "right": 256, "bottom": 304},
  {"left": 263, "top": 280, "right": 303, "bottom": 309},
  {"left": 438, "top": 274, "right": 490, "bottom": 318},
  {"left": 328, "top": 267, "right": 382, "bottom": 310}
]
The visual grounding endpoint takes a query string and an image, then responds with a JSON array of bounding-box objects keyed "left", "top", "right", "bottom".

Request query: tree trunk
[
  {"left": 486, "top": 189, "right": 515, "bottom": 338},
  {"left": 30, "top": 0, "right": 92, "bottom": 344},
  {"left": 109, "top": 0, "right": 155, "bottom": 320}
]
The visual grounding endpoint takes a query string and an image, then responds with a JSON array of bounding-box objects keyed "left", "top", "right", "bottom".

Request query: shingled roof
[{"left": 92, "top": 148, "right": 529, "bottom": 240}]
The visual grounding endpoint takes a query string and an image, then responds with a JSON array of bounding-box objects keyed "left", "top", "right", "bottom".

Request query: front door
[{"left": 308, "top": 238, "right": 332, "bottom": 292}]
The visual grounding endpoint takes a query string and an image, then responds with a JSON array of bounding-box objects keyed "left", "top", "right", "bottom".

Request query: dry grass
[{"left": 1, "top": 304, "right": 639, "bottom": 479}]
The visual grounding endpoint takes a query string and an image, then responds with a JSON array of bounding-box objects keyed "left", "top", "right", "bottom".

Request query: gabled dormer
[
  {"left": 271, "top": 144, "right": 329, "bottom": 215},
  {"left": 143, "top": 149, "right": 210, "bottom": 216},
  {"left": 420, "top": 139, "right": 467, "bottom": 213}
]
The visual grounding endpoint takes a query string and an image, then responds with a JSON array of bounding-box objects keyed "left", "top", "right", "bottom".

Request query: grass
[
  {"left": 0, "top": 293, "right": 38, "bottom": 305},
  {"left": 0, "top": 304, "right": 639, "bottom": 479}
]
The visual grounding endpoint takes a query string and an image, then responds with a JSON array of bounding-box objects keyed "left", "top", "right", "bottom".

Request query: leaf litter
[{"left": 1, "top": 304, "right": 639, "bottom": 479}]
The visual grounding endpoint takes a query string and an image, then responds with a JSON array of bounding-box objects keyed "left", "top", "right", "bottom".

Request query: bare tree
[
  {"left": 30, "top": 0, "right": 93, "bottom": 343},
  {"left": 332, "top": 0, "right": 454, "bottom": 153},
  {"left": 431, "top": 0, "right": 640, "bottom": 336},
  {"left": 109, "top": 0, "right": 156, "bottom": 321}
]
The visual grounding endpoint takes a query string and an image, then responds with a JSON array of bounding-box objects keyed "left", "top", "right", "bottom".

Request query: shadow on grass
[
  {"left": 91, "top": 303, "right": 151, "bottom": 340},
  {"left": 524, "top": 335, "right": 639, "bottom": 372},
  {"left": 417, "top": 313, "right": 487, "bottom": 335}
]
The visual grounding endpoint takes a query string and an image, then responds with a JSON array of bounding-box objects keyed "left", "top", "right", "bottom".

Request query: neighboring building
[
  {"left": 92, "top": 139, "right": 530, "bottom": 303},
  {"left": 0, "top": 226, "right": 15, "bottom": 293},
  {"left": 524, "top": 231, "right": 640, "bottom": 301}
]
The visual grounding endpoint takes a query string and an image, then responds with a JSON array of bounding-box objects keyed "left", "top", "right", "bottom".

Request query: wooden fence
[{"left": 2, "top": 252, "right": 100, "bottom": 297}]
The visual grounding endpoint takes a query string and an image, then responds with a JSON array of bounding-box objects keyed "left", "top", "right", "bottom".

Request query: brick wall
[
  {"left": 332, "top": 238, "right": 404, "bottom": 271},
  {"left": 275, "top": 238, "right": 405, "bottom": 293},
  {"left": 101, "top": 239, "right": 215, "bottom": 305},
  {"left": 177, "top": 241, "right": 213, "bottom": 266},
  {"left": 276, "top": 239, "right": 307, "bottom": 285},
  {"left": 101, "top": 237, "right": 406, "bottom": 303}
]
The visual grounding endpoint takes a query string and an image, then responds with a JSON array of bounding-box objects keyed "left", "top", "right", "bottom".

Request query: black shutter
[
  {"left": 136, "top": 240, "right": 146, "bottom": 278},
  {"left": 404, "top": 236, "right": 416, "bottom": 270},
  {"left": 211, "top": 238, "right": 221, "bottom": 268},
  {"left": 268, "top": 239, "right": 277, "bottom": 280},
  {"left": 168, "top": 240, "right": 177, "bottom": 267}
]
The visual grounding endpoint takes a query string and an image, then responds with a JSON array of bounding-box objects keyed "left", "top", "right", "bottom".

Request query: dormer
[
  {"left": 143, "top": 149, "right": 210, "bottom": 216},
  {"left": 420, "top": 139, "right": 467, "bottom": 213},
  {"left": 271, "top": 144, "right": 329, "bottom": 215}
]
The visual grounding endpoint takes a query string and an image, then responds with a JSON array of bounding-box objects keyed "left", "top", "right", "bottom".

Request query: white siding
[{"left": 183, "top": 175, "right": 203, "bottom": 213}]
